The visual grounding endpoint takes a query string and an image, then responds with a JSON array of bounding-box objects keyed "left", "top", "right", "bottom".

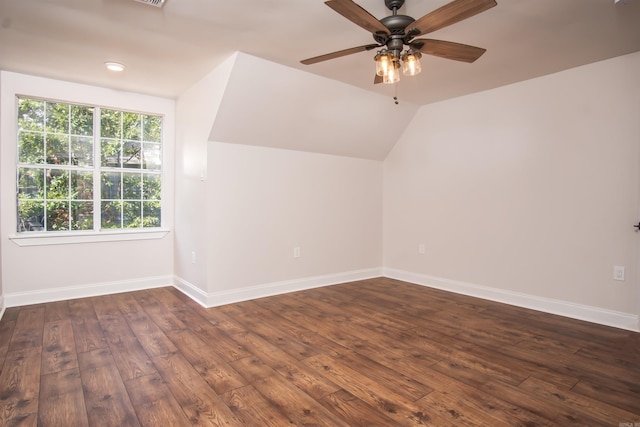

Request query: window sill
[{"left": 9, "top": 228, "right": 170, "bottom": 247}]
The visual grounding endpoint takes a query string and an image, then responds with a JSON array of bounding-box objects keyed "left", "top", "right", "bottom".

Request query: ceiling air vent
[{"left": 134, "top": 0, "right": 165, "bottom": 7}]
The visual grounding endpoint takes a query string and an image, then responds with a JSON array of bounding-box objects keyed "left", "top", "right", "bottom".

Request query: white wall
[
  {"left": 204, "top": 142, "right": 383, "bottom": 305},
  {"left": 0, "top": 74, "right": 3, "bottom": 318},
  {"left": 210, "top": 53, "right": 418, "bottom": 161},
  {"left": 175, "top": 53, "right": 386, "bottom": 306},
  {"left": 384, "top": 52, "right": 640, "bottom": 330},
  {"left": 174, "top": 54, "right": 236, "bottom": 298},
  {"left": 0, "top": 71, "right": 175, "bottom": 305}
]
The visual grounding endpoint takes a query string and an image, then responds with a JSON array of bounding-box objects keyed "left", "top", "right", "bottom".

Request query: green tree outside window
[{"left": 17, "top": 97, "right": 162, "bottom": 232}]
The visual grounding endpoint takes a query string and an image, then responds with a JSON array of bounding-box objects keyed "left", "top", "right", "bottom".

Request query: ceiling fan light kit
[
  {"left": 302, "top": 0, "right": 497, "bottom": 85},
  {"left": 401, "top": 50, "right": 422, "bottom": 77}
]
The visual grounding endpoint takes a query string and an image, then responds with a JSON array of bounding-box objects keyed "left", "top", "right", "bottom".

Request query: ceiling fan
[{"left": 301, "top": 0, "right": 497, "bottom": 84}]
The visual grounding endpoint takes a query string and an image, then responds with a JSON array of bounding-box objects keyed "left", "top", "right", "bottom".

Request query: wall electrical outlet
[
  {"left": 191, "top": 251, "right": 196, "bottom": 264},
  {"left": 613, "top": 265, "right": 625, "bottom": 281},
  {"left": 293, "top": 247, "right": 301, "bottom": 259},
  {"left": 418, "top": 244, "right": 425, "bottom": 254}
]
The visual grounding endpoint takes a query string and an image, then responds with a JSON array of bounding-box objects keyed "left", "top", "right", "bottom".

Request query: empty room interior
[{"left": 1, "top": 0, "right": 640, "bottom": 425}]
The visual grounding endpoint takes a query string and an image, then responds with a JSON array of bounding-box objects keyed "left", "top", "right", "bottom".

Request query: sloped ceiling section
[{"left": 209, "top": 53, "right": 419, "bottom": 161}]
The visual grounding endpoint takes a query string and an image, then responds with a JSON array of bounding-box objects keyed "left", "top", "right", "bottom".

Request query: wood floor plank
[
  {"left": 228, "top": 356, "right": 277, "bottom": 383},
  {"left": 251, "top": 374, "right": 352, "bottom": 427},
  {"left": 411, "top": 327, "right": 580, "bottom": 389},
  {"left": 8, "top": 307, "right": 44, "bottom": 352},
  {"left": 520, "top": 376, "right": 639, "bottom": 424},
  {"left": 480, "top": 378, "right": 610, "bottom": 426},
  {"left": 320, "top": 389, "right": 404, "bottom": 427},
  {"left": 1, "top": 307, "right": 20, "bottom": 322},
  {"left": 69, "top": 299, "right": 107, "bottom": 353},
  {"left": 0, "top": 348, "right": 41, "bottom": 426},
  {"left": 121, "top": 307, "right": 177, "bottom": 357},
  {"left": 38, "top": 368, "right": 88, "bottom": 427},
  {"left": 168, "top": 307, "right": 252, "bottom": 363},
  {"left": 219, "top": 302, "right": 319, "bottom": 360},
  {"left": 304, "top": 352, "right": 449, "bottom": 426},
  {"left": 571, "top": 377, "right": 640, "bottom": 415},
  {"left": 43, "top": 301, "right": 70, "bottom": 323},
  {"left": 335, "top": 350, "right": 434, "bottom": 402},
  {"left": 165, "top": 329, "right": 247, "bottom": 394},
  {"left": 227, "top": 331, "right": 341, "bottom": 401},
  {"left": 1, "top": 278, "right": 638, "bottom": 426},
  {"left": 41, "top": 319, "right": 78, "bottom": 375},
  {"left": 152, "top": 352, "right": 245, "bottom": 426},
  {"left": 240, "top": 299, "right": 348, "bottom": 356},
  {"left": 133, "top": 291, "right": 186, "bottom": 333},
  {"left": 221, "top": 385, "right": 291, "bottom": 427},
  {"left": 124, "top": 373, "right": 192, "bottom": 427},
  {"left": 92, "top": 297, "right": 137, "bottom": 345},
  {"left": 77, "top": 348, "right": 140, "bottom": 427},
  {"left": 0, "top": 319, "right": 16, "bottom": 368},
  {"left": 108, "top": 337, "right": 157, "bottom": 381},
  {"left": 147, "top": 287, "right": 189, "bottom": 312},
  {"left": 417, "top": 390, "right": 513, "bottom": 427}
]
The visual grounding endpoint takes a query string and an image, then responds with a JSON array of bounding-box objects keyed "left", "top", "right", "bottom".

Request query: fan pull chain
[{"left": 393, "top": 82, "right": 399, "bottom": 105}]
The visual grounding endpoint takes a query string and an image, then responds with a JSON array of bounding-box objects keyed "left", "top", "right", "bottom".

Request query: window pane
[
  {"left": 46, "top": 134, "right": 69, "bottom": 165},
  {"left": 101, "top": 172, "right": 121, "bottom": 199},
  {"left": 123, "top": 141, "right": 142, "bottom": 168},
  {"left": 123, "top": 201, "right": 141, "bottom": 228},
  {"left": 18, "top": 168, "right": 45, "bottom": 199},
  {"left": 46, "top": 169, "right": 69, "bottom": 200},
  {"left": 123, "top": 173, "right": 142, "bottom": 199},
  {"left": 17, "top": 99, "right": 163, "bottom": 234},
  {"left": 18, "top": 98, "right": 45, "bottom": 132},
  {"left": 101, "top": 201, "right": 121, "bottom": 229},
  {"left": 142, "top": 174, "right": 161, "bottom": 200},
  {"left": 46, "top": 102, "right": 69, "bottom": 134},
  {"left": 71, "top": 201, "right": 93, "bottom": 230},
  {"left": 143, "top": 115, "right": 162, "bottom": 142},
  {"left": 46, "top": 200, "right": 70, "bottom": 231},
  {"left": 17, "top": 200, "right": 44, "bottom": 232},
  {"left": 142, "top": 143, "right": 161, "bottom": 171},
  {"left": 71, "top": 171, "right": 93, "bottom": 200},
  {"left": 143, "top": 201, "right": 161, "bottom": 227},
  {"left": 122, "top": 112, "right": 141, "bottom": 140},
  {"left": 101, "top": 109, "right": 121, "bottom": 138},
  {"left": 70, "top": 105, "right": 93, "bottom": 136},
  {"left": 71, "top": 136, "right": 93, "bottom": 166},
  {"left": 18, "top": 132, "right": 45, "bottom": 164},
  {"left": 101, "top": 139, "right": 121, "bottom": 167}
]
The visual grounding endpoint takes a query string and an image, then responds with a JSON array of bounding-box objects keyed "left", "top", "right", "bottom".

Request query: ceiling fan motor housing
[{"left": 379, "top": 14, "right": 415, "bottom": 52}]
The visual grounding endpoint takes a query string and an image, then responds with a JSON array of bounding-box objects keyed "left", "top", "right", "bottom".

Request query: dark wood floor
[{"left": 1, "top": 277, "right": 639, "bottom": 426}]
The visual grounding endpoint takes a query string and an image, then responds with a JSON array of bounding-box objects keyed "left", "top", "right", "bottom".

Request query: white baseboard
[
  {"left": 173, "top": 276, "right": 209, "bottom": 307},
  {"left": 175, "top": 268, "right": 383, "bottom": 308},
  {"left": 6, "top": 267, "right": 634, "bottom": 333},
  {"left": 4, "top": 275, "right": 174, "bottom": 307},
  {"left": 383, "top": 268, "right": 639, "bottom": 332}
]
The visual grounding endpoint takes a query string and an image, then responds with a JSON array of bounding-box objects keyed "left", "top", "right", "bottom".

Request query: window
[{"left": 16, "top": 97, "right": 163, "bottom": 233}]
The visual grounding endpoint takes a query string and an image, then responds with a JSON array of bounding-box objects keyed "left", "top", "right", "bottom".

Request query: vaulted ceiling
[{"left": 1, "top": 0, "right": 639, "bottom": 105}]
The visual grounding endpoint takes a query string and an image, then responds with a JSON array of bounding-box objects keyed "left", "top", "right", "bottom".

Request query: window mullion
[{"left": 93, "top": 107, "right": 101, "bottom": 231}]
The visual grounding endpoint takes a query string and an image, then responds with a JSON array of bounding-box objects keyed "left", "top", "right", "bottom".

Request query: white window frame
[{"left": 1, "top": 71, "right": 174, "bottom": 247}]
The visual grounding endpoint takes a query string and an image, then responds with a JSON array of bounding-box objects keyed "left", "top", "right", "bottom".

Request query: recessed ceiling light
[{"left": 105, "top": 62, "right": 125, "bottom": 72}]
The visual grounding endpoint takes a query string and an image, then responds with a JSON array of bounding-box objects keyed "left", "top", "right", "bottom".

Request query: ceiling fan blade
[
  {"left": 406, "top": 0, "right": 497, "bottom": 37},
  {"left": 301, "top": 44, "right": 380, "bottom": 65},
  {"left": 412, "top": 39, "right": 486, "bottom": 63},
  {"left": 325, "top": 0, "right": 389, "bottom": 35}
]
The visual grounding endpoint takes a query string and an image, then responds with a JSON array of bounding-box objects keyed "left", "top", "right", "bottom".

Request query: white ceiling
[{"left": 1, "top": 0, "right": 639, "bottom": 105}]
